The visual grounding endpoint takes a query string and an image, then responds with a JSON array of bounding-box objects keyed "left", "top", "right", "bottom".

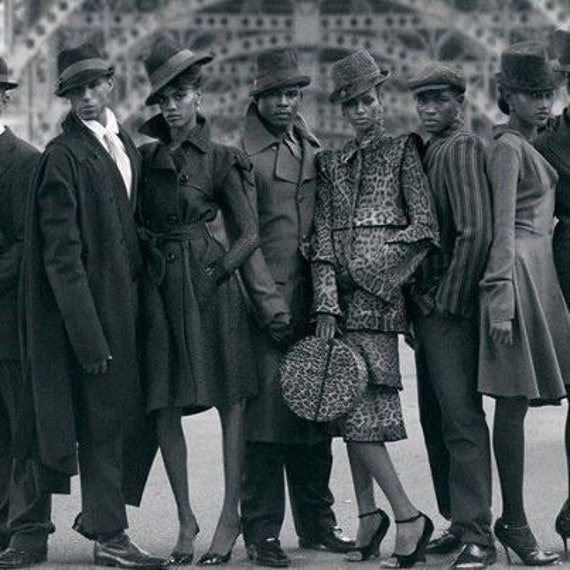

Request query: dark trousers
[
  {"left": 0, "top": 361, "right": 53, "bottom": 552},
  {"left": 414, "top": 311, "right": 493, "bottom": 547},
  {"left": 241, "top": 440, "right": 337, "bottom": 545}
]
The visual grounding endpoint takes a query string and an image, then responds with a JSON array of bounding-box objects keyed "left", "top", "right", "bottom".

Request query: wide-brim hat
[
  {"left": 250, "top": 47, "right": 310, "bottom": 96},
  {"left": 0, "top": 57, "right": 18, "bottom": 90},
  {"left": 329, "top": 48, "right": 390, "bottom": 104},
  {"left": 55, "top": 42, "right": 114, "bottom": 97},
  {"left": 144, "top": 35, "right": 214, "bottom": 106},
  {"left": 496, "top": 41, "right": 563, "bottom": 92},
  {"left": 279, "top": 336, "right": 367, "bottom": 423},
  {"left": 553, "top": 29, "right": 570, "bottom": 73}
]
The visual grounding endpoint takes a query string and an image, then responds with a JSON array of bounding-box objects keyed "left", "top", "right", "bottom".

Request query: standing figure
[
  {"left": 407, "top": 62, "right": 495, "bottom": 569},
  {"left": 533, "top": 29, "right": 570, "bottom": 554},
  {"left": 312, "top": 49, "right": 439, "bottom": 568},
  {"left": 480, "top": 41, "right": 568, "bottom": 566},
  {"left": 18, "top": 43, "right": 163, "bottom": 568},
  {"left": 136, "top": 36, "right": 259, "bottom": 566},
  {"left": 0, "top": 57, "right": 54, "bottom": 570},
  {"left": 239, "top": 47, "right": 354, "bottom": 568}
]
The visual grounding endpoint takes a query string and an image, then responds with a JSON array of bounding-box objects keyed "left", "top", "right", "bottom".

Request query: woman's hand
[
  {"left": 316, "top": 314, "right": 337, "bottom": 340},
  {"left": 490, "top": 320, "right": 513, "bottom": 346}
]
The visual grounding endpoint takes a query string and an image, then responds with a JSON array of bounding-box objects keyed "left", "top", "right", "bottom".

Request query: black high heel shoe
[
  {"left": 555, "top": 500, "right": 570, "bottom": 558},
  {"left": 168, "top": 523, "right": 200, "bottom": 566},
  {"left": 494, "top": 518, "right": 559, "bottom": 566},
  {"left": 197, "top": 523, "right": 242, "bottom": 566},
  {"left": 382, "top": 512, "right": 434, "bottom": 569},
  {"left": 345, "top": 508, "right": 390, "bottom": 562}
]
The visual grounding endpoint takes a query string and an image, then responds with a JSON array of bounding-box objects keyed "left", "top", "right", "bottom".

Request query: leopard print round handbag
[{"left": 279, "top": 336, "right": 367, "bottom": 422}]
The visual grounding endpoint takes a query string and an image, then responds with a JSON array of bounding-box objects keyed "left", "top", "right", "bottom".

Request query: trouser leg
[
  {"left": 415, "top": 312, "right": 493, "bottom": 547},
  {"left": 285, "top": 440, "right": 336, "bottom": 540},
  {"left": 241, "top": 442, "right": 286, "bottom": 545}
]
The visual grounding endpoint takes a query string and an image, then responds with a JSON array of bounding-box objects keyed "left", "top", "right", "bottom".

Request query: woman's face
[
  {"left": 156, "top": 83, "right": 201, "bottom": 130},
  {"left": 508, "top": 90, "right": 554, "bottom": 128},
  {"left": 342, "top": 87, "right": 383, "bottom": 136}
]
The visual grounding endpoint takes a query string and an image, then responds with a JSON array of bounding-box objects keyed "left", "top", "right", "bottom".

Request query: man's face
[
  {"left": 414, "top": 88, "right": 463, "bottom": 135},
  {"left": 66, "top": 76, "right": 113, "bottom": 124},
  {"left": 256, "top": 86, "right": 303, "bottom": 131}
]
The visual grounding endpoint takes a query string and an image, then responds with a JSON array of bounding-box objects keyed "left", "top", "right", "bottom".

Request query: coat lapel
[{"left": 0, "top": 128, "right": 17, "bottom": 180}]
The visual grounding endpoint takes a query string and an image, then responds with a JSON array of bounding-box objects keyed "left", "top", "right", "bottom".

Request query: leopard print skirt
[{"left": 336, "top": 331, "right": 407, "bottom": 443}]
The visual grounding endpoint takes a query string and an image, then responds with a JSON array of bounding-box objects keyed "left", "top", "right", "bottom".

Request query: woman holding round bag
[
  {"left": 312, "top": 48, "right": 439, "bottom": 568},
  {"left": 137, "top": 35, "right": 259, "bottom": 566},
  {"left": 479, "top": 41, "right": 570, "bottom": 566}
]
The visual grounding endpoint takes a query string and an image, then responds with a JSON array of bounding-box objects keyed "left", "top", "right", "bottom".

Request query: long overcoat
[{"left": 17, "top": 112, "right": 146, "bottom": 494}]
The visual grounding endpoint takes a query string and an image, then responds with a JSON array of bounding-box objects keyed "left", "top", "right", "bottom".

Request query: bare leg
[
  {"left": 156, "top": 408, "right": 199, "bottom": 555},
  {"left": 205, "top": 401, "right": 244, "bottom": 555},
  {"left": 348, "top": 442, "right": 426, "bottom": 555}
]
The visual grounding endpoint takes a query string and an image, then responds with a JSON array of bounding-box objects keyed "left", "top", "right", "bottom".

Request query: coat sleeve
[
  {"left": 36, "top": 145, "right": 111, "bottom": 366},
  {"left": 479, "top": 137, "right": 519, "bottom": 323},
  {"left": 311, "top": 151, "right": 342, "bottom": 317},
  {"left": 436, "top": 135, "right": 493, "bottom": 314}
]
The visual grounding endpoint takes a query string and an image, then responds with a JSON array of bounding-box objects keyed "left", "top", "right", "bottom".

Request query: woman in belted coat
[
  {"left": 137, "top": 36, "right": 259, "bottom": 566},
  {"left": 312, "top": 49, "right": 439, "bottom": 568}
]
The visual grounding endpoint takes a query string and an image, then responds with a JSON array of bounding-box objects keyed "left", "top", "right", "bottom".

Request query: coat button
[
  {"left": 168, "top": 214, "right": 178, "bottom": 225},
  {"left": 166, "top": 252, "right": 175, "bottom": 262},
  {"left": 179, "top": 173, "right": 189, "bottom": 184}
]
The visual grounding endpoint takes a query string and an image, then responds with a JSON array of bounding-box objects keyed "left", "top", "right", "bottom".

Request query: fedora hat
[
  {"left": 496, "top": 41, "right": 562, "bottom": 92},
  {"left": 250, "top": 47, "right": 310, "bottom": 96},
  {"left": 0, "top": 57, "right": 18, "bottom": 90},
  {"left": 144, "top": 35, "right": 213, "bottom": 106},
  {"left": 553, "top": 29, "right": 570, "bottom": 73},
  {"left": 329, "top": 48, "right": 390, "bottom": 104},
  {"left": 55, "top": 42, "right": 114, "bottom": 97}
]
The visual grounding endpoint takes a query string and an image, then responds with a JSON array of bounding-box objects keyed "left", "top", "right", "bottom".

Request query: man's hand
[
  {"left": 83, "top": 356, "right": 112, "bottom": 375},
  {"left": 490, "top": 320, "right": 513, "bottom": 346},
  {"left": 267, "top": 313, "right": 294, "bottom": 351},
  {"left": 315, "top": 314, "right": 337, "bottom": 340}
]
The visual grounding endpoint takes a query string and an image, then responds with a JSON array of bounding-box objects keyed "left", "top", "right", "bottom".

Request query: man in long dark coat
[
  {"left": 238, "top": 47, "right": 353, "bottom": 568},
  {"left": 0, "top": 56, "right": 54, "bottom": 570},
  {"left": 15, "top": 43, "right": 163, "bottom": 568}
]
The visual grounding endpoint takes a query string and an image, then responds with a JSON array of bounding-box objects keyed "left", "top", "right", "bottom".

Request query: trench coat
[
  {"left": 17, "top": 111, "right": 147, "bottom": 496},
  {"left": 239, "top": 103, "right": 328, "bottom": 444}
]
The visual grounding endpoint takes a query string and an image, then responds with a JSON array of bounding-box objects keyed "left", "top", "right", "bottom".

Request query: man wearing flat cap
[
  {"left": 0, "top": 56, "right": 54, "bottom": 570},
  {"left": 16, "top": 42, "right": 163, "bottom": 568},
  {"left": 238, "top": 46, "right": 353, "bottom": 567},
  {"left": 407, "top": 62, "right": 495, "bottom": 568}
]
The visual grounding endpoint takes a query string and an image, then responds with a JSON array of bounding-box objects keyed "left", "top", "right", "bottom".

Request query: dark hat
[
  {"left": 55, "top": 42, "right": 114, "bottom": 97},
  {"left": 497, "top": 41, "right": 562, "bottom": 92},
  {"left": 279, "top": 337, "right": 367, "bottom": 422},
  {"left": 0, "top": 57, "right": 18, "bottom": 90},
  {"left": 553, "top": 29, "right": 570, "bottom": 72},
  {"left": 144, "top": 35, "right": 214, "bottom": 106},
  {"left": 407, "top": 61, "right": 466, "bottom": 95},
  {"left": 250, "top": 47, "right": 310, "bottom": 96}
]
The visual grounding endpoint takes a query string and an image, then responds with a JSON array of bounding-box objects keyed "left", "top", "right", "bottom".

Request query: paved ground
[{"left": 34, "top": 343, "right": 569, "bottom": 568}]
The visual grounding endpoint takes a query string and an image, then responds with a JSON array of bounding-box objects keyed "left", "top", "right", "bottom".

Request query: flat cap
[{"left": 407, "top": 61, "right": 466, "bottom": 95}]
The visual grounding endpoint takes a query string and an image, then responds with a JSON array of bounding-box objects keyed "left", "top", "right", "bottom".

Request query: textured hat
[
  {"left": 55, "top": 42, "right": 114, "bottom": 97},
  {"left": 329, "top": 48, "right": 390, "bottom": 103},
  {"left": 0, "top": 57, "right": 17, "bottom": 90},
  {"left": 144, "top": 35, "right": 214, "bottom": 106},
  {"left": 250, "top": 47, "right": 310, "bottom": 96},
  {"left": 407, "top": 61, "right": 466, "bottom": 95},
  {"left": 497, "top": 41, "right": 562, "bottom": 92},
  {"left": 279, "top": 336, "right": 367, "bottom": 422},
  {"left": 553, "top": 29, "right": 570, "bottom": 72}
]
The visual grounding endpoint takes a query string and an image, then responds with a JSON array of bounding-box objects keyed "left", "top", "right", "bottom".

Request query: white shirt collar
[
  {"left": 0, "top": 124, "right": 5, "bottom": 136},
  {"left": 80, "top": 108, "right": 120, "bottom": 139}
]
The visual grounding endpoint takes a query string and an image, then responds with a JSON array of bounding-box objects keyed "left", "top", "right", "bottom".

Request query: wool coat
[
  {"left": 239, "top": 103, "right": 328, "bottom": 444},
  {"left": 17, "top": 111, "right": 146, "bottom": 494},
  {"left": 0, "top": 129, "right": 40, "bottom": 361}
]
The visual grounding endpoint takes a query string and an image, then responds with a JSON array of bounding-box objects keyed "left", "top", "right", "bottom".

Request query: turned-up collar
[
  {"left": 339, "top": 121, "right": 386, "bottom": 162},
  {"left": 138, "top": 112, "right": 211, "bottom": 153}
]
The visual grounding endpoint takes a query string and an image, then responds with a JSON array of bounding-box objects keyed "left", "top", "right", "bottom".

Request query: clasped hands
[
  {"left": 82, "top": 355, "right": 112, "bottom": 375},
  {"left": 489, "top": 320, "right": 513, "bottom": 346}
]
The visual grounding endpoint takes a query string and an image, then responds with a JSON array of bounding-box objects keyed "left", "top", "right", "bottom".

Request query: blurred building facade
[{"left": 0, "top": 0, "right": 568, "bottom": 148}]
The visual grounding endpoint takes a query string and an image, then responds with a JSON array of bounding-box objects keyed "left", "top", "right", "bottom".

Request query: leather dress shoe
[
  {"left": 93, "top": 533, "right": 166, "bottom": 568},
  {"left": 247, "top": 537, "right": 290, "bottom": 568},
  {"left": 299, "top": 526, "right": 356, "bottom": 553},
  {"left": 426, "top": 529, "right": 462, "bottom": 555},
  {"left": 451, "top": 543, "right": 497, "bottom": 569},
  {"left": 0, "top": 547, "right": 47, "bottom": 568}
]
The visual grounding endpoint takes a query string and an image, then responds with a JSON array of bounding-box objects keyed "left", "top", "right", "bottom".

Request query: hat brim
[
  {"left": 145, "top": 53, "right": 214, "bottom": 106},
  {"left": 496, "top": 71, "right": 564, "bottom": 92},
  {"left": 409, "top": 83, "right": 465, "bottom": 95},
  {"left": 554, "top": 63, "right": 570, "bottom": 73},
  {"left": 56, "top": 67, "right": 114, "bottom": 96},
  {"left": 329, "top": 69, "right": 391, "bottom": 104},
  {"left": 0, "top": 79, "right": 18, "bottom": 90},
  {"left": 249, "top": 74, "right": 311, "bottom": 96}
]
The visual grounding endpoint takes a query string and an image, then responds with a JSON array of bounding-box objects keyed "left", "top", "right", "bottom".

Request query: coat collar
[
  {"left": 0, "top": 127, "right": 17, "bottom": 178},
  {"left": 338, "top": 122, "right": 386, "bottom": 163}
]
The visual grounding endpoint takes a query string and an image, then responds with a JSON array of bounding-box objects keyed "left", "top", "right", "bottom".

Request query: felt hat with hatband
[
  {"left": 250, "top": 47, "right": 310, "bottom": 96},
  {"left": 553, "top": 29, "right": 570, "bottom": 73},
  {"left": 0, "top": 57, "right": 18, "bottom": 90}
]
